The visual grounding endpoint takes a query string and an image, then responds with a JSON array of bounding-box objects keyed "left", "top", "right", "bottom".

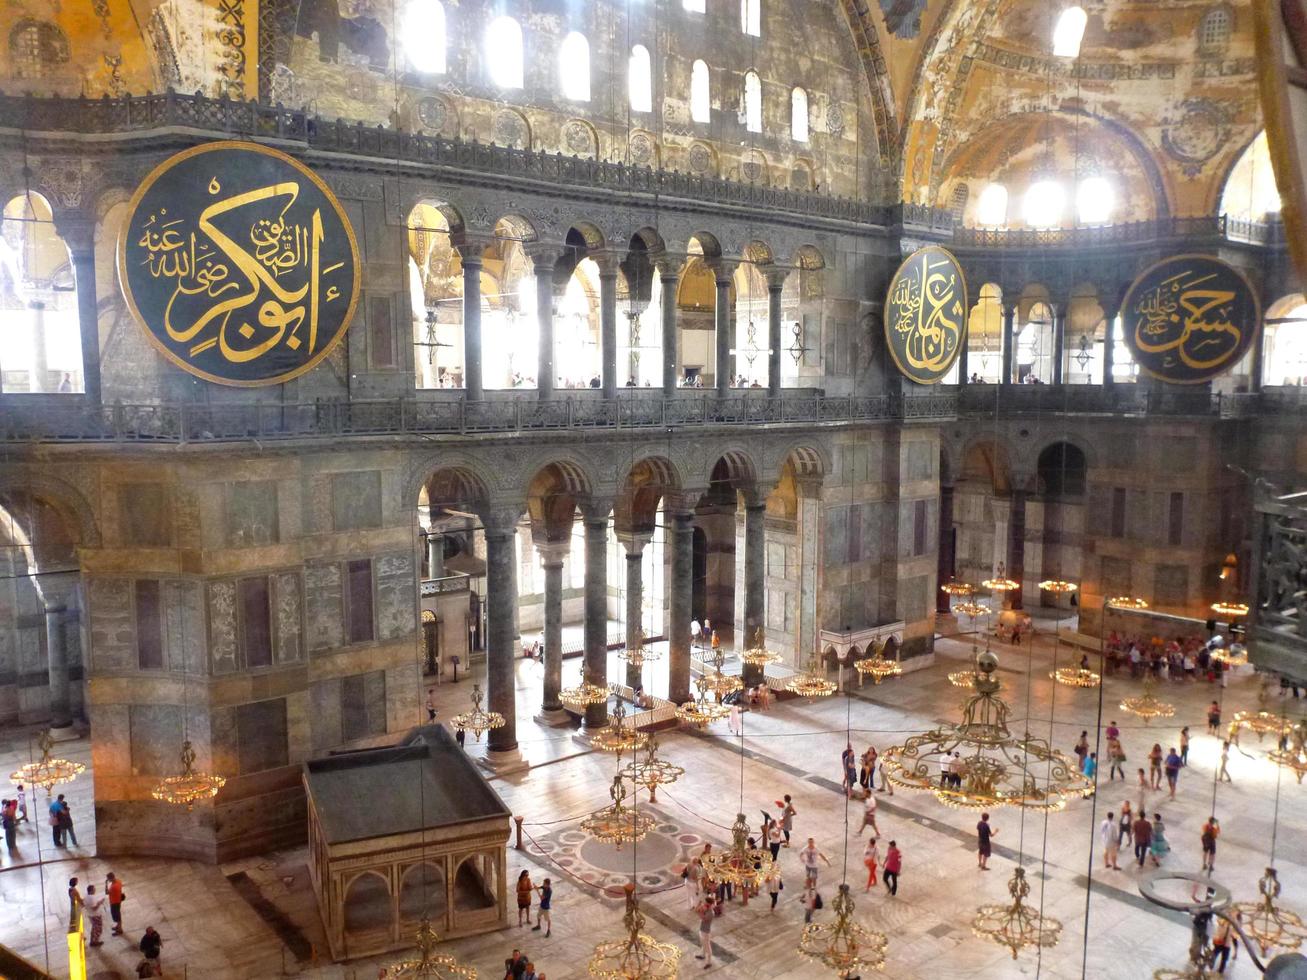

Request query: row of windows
[
  {"left": 962, "top": 176, "right": 1116, "bottom": 228},
  {"left": 400, "top": 4, "right": 809, "bottom": 139},
  {"left": 1051, "top": 3, "right": 1232, "bottom": 59}
]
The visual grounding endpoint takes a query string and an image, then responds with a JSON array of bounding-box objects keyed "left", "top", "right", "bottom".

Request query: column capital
[
  {"left": 592, "top": 251, "right": 624, "bottom": 277},
  {"left": 452, "top": 232, "right": 496, "bottom": 262},
  {"left": 616, "top": 529, "right": 654, "bottom": 554},
  {"left": 53, "top": 216, "right": 95, "bottom": 255},
  {"left": 664, "top": 489, "right": 706, "bottom": 516},
  {"left": 523, "top": 242, "right": 569, "bottom": 268},
  {"left": 478, "top": 502, "right": 524, "bottom": 535},
  {"left": 655, "top": 253, "right": 685, "bottom": 279},
  {"left": 534, "top": 540, "right": 571, "bottom": 565},
  {"left": 710, "top": 259, "right": 738, "bottom": 285},
  {"left": 742, "top": 489, "right": 769, "bottom": 511},
  {"left": 762, "top": 264, "right": 790, "bottom": 291},
  {"left": 579, "top": 494, "right": 615, "bottom": 522}
]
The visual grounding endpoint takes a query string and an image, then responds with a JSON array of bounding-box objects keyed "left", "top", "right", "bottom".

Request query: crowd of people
[{"left": 1103, "top": 632, "right": 1236, "bottom": 682}]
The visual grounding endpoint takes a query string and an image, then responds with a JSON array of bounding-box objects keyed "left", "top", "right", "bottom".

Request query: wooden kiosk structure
[{"left": 304, "top": 725, "right": 510, "bottom": 961}]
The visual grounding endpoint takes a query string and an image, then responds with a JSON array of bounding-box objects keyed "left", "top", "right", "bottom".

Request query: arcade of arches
[{"left": 3, "top": 0, "right": 1307, "bottom": 978}]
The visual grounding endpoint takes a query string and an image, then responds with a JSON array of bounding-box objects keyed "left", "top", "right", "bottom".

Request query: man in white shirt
[
  {"left": 1100, "top": 812, "right": 1121, "bottom": 869},
  {"left": 858, "top": 794, "right": 879, "bottom": 836},
  {"left": 799, "top": 838, "right": 831, "bottom": 884},
  {"left": 83, "top": 884, "right": 106, "bottom": 946}
]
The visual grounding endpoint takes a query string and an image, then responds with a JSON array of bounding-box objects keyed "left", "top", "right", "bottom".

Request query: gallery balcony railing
[
  {"left": 954, "top": 383, "right": 1278, "bottom": 418},
  {"left": 0, "top": 390, "right": 958, "bottom": 444},
  {"left": 897, "top": 204, "right": 1283, "bottom": 249},
  {"left": 0, "top": 90, "right": 891, "bottom": 227}
]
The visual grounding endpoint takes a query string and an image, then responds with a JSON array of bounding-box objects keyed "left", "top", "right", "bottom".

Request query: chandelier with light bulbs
[
  {"left": 1051, "top": 667, "right": 1101, "bottom": 688},
  {"left": 588, "top": 884, "right": 679, "bottom": 980},
  {"left": 620, "top": 736, "right": 684, "bottom": 803},
  {"left": 787, "top": 650, "right": 837, "bottom": 698},
  {"left": 972, "top": 866, "right": 1062, "bottom": 959},
  {"left": 1233, "top": 867, "right": 1307, "bottom": 957},
  {"left": 941, "top": 579, "right": 977, "bottom": 597},
  {"left": 582, "top": 770, "right": 656, "bottom": 847},
  {"left": 560, "top": 680, "right": 610, "bottom": 708},
  {"left": 854, "top": 642, "right": 902, "bottom": 685},
  {"left": 10, "top": 730, "right": 84, "bottom": 795},
  {"left": 796, "top": 882, "right": 889, "bottom": 975},
  {"left": 675, "top": 692, "right": 731, "bottom": 727},
  {"left": 700, "top": 812, "right": 775, "bottom": 890},
  {"left": 590, "top": 702, "right": 651, "bottom": 754},
  {"left": 1228, "top": 710, "right": 1293, "bottom": 743},
  {"left": 618, "top": 632, "right": 661, "bottom": 670},
  {"left": 450, "top": 683, "right": 506, "bottom": 741},
  {"left": 381, "top": 919, "right": 476, "bottom": 980},
  {"left": 151, "top": 740, "right": 226, "bottom": 810},
  {"left": 1270, "top": 723, "right": 1307, "bottom": 783},
  {"left": 740, "top": 627, "right": 782, "bottom": 668},
  {"left": 1120, "top": 678, "right": 1176, "bottom": 725}
]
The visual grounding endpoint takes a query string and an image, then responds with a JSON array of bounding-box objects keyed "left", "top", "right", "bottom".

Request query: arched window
[
  {"left": 949, "top": 183, "right": 970, "bottom": 222},
  {"left": 1200, "top": 7, "right": 1232, "bottom": 51},
  {"left": 1023, "top": 180, "right": 1066, "bottom": 228},
  {"left": 790, "top": 86, "right": 809, "bottom": 142},
  {"left": 629, "top": 44, "right": 652, "bottom": 113},
  {"left": 559, "top": 31, "right": 590, "bottom": 101},
  {"left": 1052, "top": 6, "right": 1087, "bottom": 57},
  {"left": 1076, "top": 176, "right": 1115, "bottom": 224},
  {"left": 744, "top": 71, "right": 762, "bottom": 133},
  {"left": 402, "top": 0, "right": 446, "bottom": 73},
  {"left": 741, "top": 0, "right": 761, "bottom": 36},
  {"left": 691, "top": 60, "right": 711, "bottom": 123},
  {"left": 683, "top": 0, "right": 706, "bottom": 10},
  {"left": 976, "top": 183, "right": 1008, "bottom": 226},
  {"left": 486, "top": 16, "right": 523, "bottom": 89},
  {"left": 9, "top": 20, "right": 69, "bottom": 79},
  {"left": 1221, "top": 131, "right": 1283, "bottom": 221}
]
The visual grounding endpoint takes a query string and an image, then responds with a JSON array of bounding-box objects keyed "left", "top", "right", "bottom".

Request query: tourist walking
[
  {"left": 842, "top": 744, "right": 858, "bottom": 797},
  {"left": 84, "top": 885, "right": 106, "bottom": 946},
  {"left": 1100, "top": 812, "right": 1121, "bottom": 869},
  {"left": 878, "top": 757, "right": 894, "bottom": 794},
  {"left": 1212, "top": 914, "right": 1235, "bottom": 972},
  {"left": 1149, "top": 743, "right": 1164, "bottom": 789},
  {"left": 863, "top": 837, "right": 879, "bottom": 891},
  {"left": 1082, "top": 752, "right": 1098, "bottom": 779},
  {"left": 1107, "top": 736, "right": 1127, "bottom": 781},
  {"left": 1207, "top": 701, "right": 1222, "bottom": 736},
  {"left": 1218, "top": 741, "right": 1233, "bottom": 782},
  {"left": 1150, "top": 814, "right": 1170, "bottom": 866},
  {"left": 766, "top": 869, "right": 782, "bottom": 910},
  {"left": 67, "top": 877, "right": 83, "bottom": 929},
  {"left": 977, "top": 813, "right": 997, "bottom": 870},
  {"left": 1132, "top": 811, "right": 1153, "bottom": 867},
  {"left": 516, "top": 870, "right": 534, "bottom": 926},
  {"left": 802, "top": 882, "right": 819, "bottom": 924},
  {"left": 883, "top": 841, "right": 902, "bottom": 895},
  {"left": 780, "top": 795, "right": 796, "bottom": 845},
  {"left": 1165, "top": 747, "right": 1182, "bottom": 799},
  {"left": 800, "top": 838, "right": 831, "bottom": 884},
  {"left": 532, "top": 878, "right": 551, "bottom": 937},
  {"left": 426, "top": 688, "right": 436, "bottom": 722},
  {"left": 1119, "top": 802, "right": 1134, "bottom": 848},
  {"left": 857, "top": 794, "right": 879, "bottom": 836},
  {"left": 60, "top": 798, "right": 78, "bottom": 847},
  {"left": 1074, "top": 731, "right": 1089, "bottom": 771},
  {"left": 106, "top": 872, "right": 125, "bottom": 935},
  {"left": 685, "top": 854, "right": 702, "bottom": 907},
  {"left": 138, "top": 926, "right": 163, "bottom": 977},
  {"left": 14, "top": 785, "right": 27, "bottom": 823},
  {"left": 1180, "top": 727, "right": 1191, "bottom": 767},
  {"left": 2, "top": 799, "right": 15, "bottom": 853},
  {"left": 48, "top": 794, "right": 65, "bottom": 848},
  {"left": 1201, "top": 817, "right": 1220, "bottom": 872},
  {"left": 695, "top": 895, "right": 715, "bottom": 968},
  {"left": 767, "top": 819, "right": 783, "bottom": 861}
]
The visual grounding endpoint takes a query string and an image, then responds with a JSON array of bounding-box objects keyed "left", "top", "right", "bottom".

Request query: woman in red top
[{"left": 882, "top": 841, "right": 902, "bottom": 895}]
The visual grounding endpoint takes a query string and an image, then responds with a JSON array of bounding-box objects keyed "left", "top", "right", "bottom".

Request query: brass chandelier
[
  {"left": 588, "top": 883, "right": 679, "bottom": 980},
  {"left": 941, "top": 579, "right": 977, "bottom": 597},
  {"left": 618, "top": 632, "right": 661, "bottom": 670},
  {"left": 972, "top": 866, "right": 1062, "bottom": 959},
  {"left": 982, "top": 562, "right": 1020, "bottom": 593},
  {"left": 948, "top": 667, "right": 982, "bottom": 688},
  {"left": 1037, "top": 579, "right": 1077, "bottom": 597},
  {"left": 561, "top": 679, "right": 610, "bottom": 708},
  {"left": 740, "top": 627, "right": 782, "bottom": 668},
  {"left": 1106, "top": 595, "right": 1149, "bottom": 610},
  {"left": 1228, "top": 710, "right": 1293, "bottom": 743},
  {"left": 787, "top": 650, "right": 837, "bottom": 698},
  {"left": 1051, "top": 666, "right": 1101, "bottom": 688},
  {"left": 953, "top": 599, "right": 991, "bottom": 620},
  {"left": 695, "top": 648, "right": 743, "bottom": 699},
  {"left": 1209, "top": 641, "right": 1248, "bottom": 668},
  {"left": 1210, "top": 601, "right": 1250, "bottom": 619},
  {"left": 1233, "top": 867, "right": 1307, "bottom": 957},
  {"left": 620, "top": 736, "right": 684, "bottom": 803},
  {"left": 450, "top": 683, "right": 506, "bottom": 741},
  {"left": 797, "top": 882, "right": 889, "bottom": 975},
  {"left": 590, "top": 702, "right": 651, "bottom": 755},
  {"left": 1269, "top": 724, "right": 1307, "bottom": 783},
  {"left": 701, "top": 812, "right": 774, "bottom": 889},
  {"left": 582, "top": 769, "right": 656, "bottom": 847},
  {"left": 382, "top": 919, "right": 476, "bottom": 980},
  {"left": 10, "top": 730, "right": 85, "bottom": 795},
  {"left": 151, "top": 740, "right": 226, "bottom": 810},
  {"left": 675, "top": 692, "right": 730, "bottom": 727},
  {"left": 1120, "top": 678, "right": 1176, "bottom": 725},
  {"left": 854, "top": 642, "right": 902, "bottom": 685},
  {"left": 882, "top": 648, "right": 1093, "bottom": 811}
]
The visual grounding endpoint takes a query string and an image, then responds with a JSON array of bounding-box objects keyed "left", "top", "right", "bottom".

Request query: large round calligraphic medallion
[
  {"left": 884, "top": 245, "right": 968, "bottom": 384},
  {"left": 1120, "top": 254, "right": 1260, "bottom": 385},
  {"left": 118, "top": 141, "right": 360, "bottom": 387}
]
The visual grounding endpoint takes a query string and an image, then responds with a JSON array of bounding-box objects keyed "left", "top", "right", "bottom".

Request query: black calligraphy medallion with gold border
[
  {"left": 1120, "top": 254, "right": 1260, "bottom": 385},
  {"left": 118, "top": 141, "right": 360, "bottom": 387},
  {"left": 884, "top": 245, "right": 968, "bottom": 385}
]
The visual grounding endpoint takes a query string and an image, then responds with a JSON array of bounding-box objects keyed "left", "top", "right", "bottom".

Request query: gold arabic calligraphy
[
  {"left": 136, "top": 177, "right": 342, "bottom": 365},
  {"left": 890, "top": 252, "right": 963, "bottom": 375},
  {"left": 1131, "top": 269, "right": 1243, "bottom": 372}
]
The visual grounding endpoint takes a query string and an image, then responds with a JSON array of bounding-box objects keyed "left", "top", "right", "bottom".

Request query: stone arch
[
  {"left": 398, "top": 861, "right": 447, "bottom": 924},
  {"left": 790, "top": 244, "right": 826, "bottom": 271},
  {"left": 687, "top": 232, "right": 723, "bottom": 261},
  {"left": 525, "top": 458, "right": 595, "bottom": 538},
  {"left": 772, "top": 442, "right": 830, "bottom": 481},
  {"left": 406, "top": 196, "right": 466, "bottom": 237},
  {"left": 452, "top": 853, "right": 497, "bottom": 912},
  {"left": 408, "top": 453, "right": 500, "bottom": 511},
  {"left": 342, "top": 870, "right": 393, "bottom": 937},
  {"left": 566, "top": 221, "right": 607, "bottom": 252},
  {"left": 959, "top": 438, "right": 1014, "bottom": 495},
  {"left": 743, "top": 240, "right": 774, "bottom": 265},
  {"left": 0, "top": 471, "right": 100, "bottom": 548},
  {"left": 615, "top": 455, "right": 682, "bottom": 532},
  {"left": 492, "top": 213, "right": 538, "bottom": 244},
  {"left": 702, "top": 447, "right": 759, "bottom": 490},
  {"left": 1036, "top": 441, "right": 1089, "bottom": 498}
]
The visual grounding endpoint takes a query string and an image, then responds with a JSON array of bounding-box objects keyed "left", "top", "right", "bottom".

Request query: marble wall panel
[
  {"left": 273, "top": 571, "right": 304, "bottom": 663},
  {"left": 305, "top": 561, "right": 344, "bottom": 652},
  {"left": 208, "top": 580, "right": 239, "bottom": 674},
  {"left": 310, "top": 676, "right": 342, "bottom": 752},
  {"left": 332, "top": 470, "right": 383, "bottom": 531},
  {"left": 375, "top": 552, "right": 415, "bottom": 641},
  {"left": 87, "top": 577, "right": 136, "bottom": 672},
  {"left": 118, "top": 483, "right": 173, "bottom": 546},
  {"left": 226, "top": 481, "right": 280, "bottom": 547},
  {"left": 163, "top": 580, "right": 206, "bottom": 673},
  {"left": 129, "top": 702, "right": 183, "bottom": 777},
  {"left": 235, "top": 698, "right": 289, "bottom": 774}
]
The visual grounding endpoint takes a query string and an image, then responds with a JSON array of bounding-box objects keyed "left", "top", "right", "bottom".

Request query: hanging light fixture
[
  {"left": 449, "top": 683, "right": 506, "bottom": 741},
  {"left": 1269, "top": 723, "right": 1307, "bottom": 783},
  {"left": 617, "top": 631, "right": 662, "bottom": 670},
  {"left": 560, "top": 680, "right": 610, "bottom": 708},
  {"left": 382, "top": 918, "right": 476, "bottom": 980},
  {"left": 1210, "top": 601, "right": 1250, "bottom": 619},
  {"left": 1106, "top": 596, "right": 1149, "bottom": 610},
  {"left": 949, "top": 668, "right": 982, "bottom": 688},
  {"left": 941, "top": 579, "right": 977, "bottom": 597},
  {"left": 701, "top": 811, "right": 775, "bottom": 889},
  {"left": 582, "top": 769, "right": 656, "bottom": 847},
  {"left": 675, "top": 692, "right": 731, "bottom": 727},
  {"left": 982, "top": 562, "right": 1020, "bottom": 592},
  {"left": 796, "top": 882, "right": 889, "bottom": 975},
  {"left": 854, "top": 641, "right": 902, "bottom": 685},
  {"left": 590, "top": 702, "right": 651, "bottom": 754},
  {"left": 1228, "top": 710, "right": 1292, "bottom": 743},
  {"left": 1233, "top": 867, "right": 1307, "bottom": 957},
  {"left": 620, "top": 736, "right": 684, "bottom": 803},
  {"left": 588, "top": 883, "right": 680, "bottom": 979},
  {"left": 740, "top": 627, "right": 782, "bottom": 668},
  {"left": 1120, "top": 678, "right": 1176, "bottom": 725},
  {"left": 953, "top": 599, "right": 992, "bottom": 620},
  {"left": 1051, "top": 666, "right": 1101, "bottom": 688},
  {"left": 696, "top": 647, "right": 743, "bottom": 699},
  {"left": 882, "top": 647, "right": 1093, "bottom": 811},
  {"left": 1037, "top": 579, "right": 1077, "bottom": 596},
  {"left": 10, "top": 730, "right": 84, "bottom": 796},
  {"left": 972, "top": 866, "right": 1062, "bottom": 959},
  {"left": 151, "top": 740, "right": 226, "bottom": 810},
  {"left": 787, "top": 650, "right": 837, "bottom": 698},
  {"left": 1210, "top": 642, "right": 1248, "bottom": 667}
]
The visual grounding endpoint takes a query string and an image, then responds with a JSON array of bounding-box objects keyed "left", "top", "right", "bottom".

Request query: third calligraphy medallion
[
  {"left": 1120, "top": 254, "right": 1259, "bottom": 384},
  {"left": 884, "top": 245, "right": 968, "bottom": 384},
  {"left": 118, "top": 141, "right": 360, "bottom": 386}
]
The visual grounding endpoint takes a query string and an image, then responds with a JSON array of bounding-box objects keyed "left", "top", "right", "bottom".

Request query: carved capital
[
  {"left": 579, "top": 494, "right": 615, "bottom": 523},
  {"left": 763, "top": 264, "right": 790, "bottom": 292},
  {"left": 478, "top": 501, "right": 525, "bottom": 535},
  {"left": 534, "top": 539, "right": 571, "bottom": 565},
  {"left": 664, "top": 488, "right": 706, "bottom": 516},
  {"left": 523, "top": 242, "right": 568, "bottom": 270},
  {"left": 452, "top": 232, "right": 497, "bottom": 263},
  {"left": 592, "top": 251, "right": 624, "bottom": 278}
]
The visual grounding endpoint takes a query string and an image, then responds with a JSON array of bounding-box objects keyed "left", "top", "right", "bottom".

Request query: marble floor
[{"left": 3, "top": 615, "right": 1305, "bottom": 979}]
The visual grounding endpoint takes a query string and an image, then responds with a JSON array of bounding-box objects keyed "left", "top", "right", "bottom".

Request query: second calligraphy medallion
[
  {"left": 118, "top": 141, "right": 360, "bottom": 387},
  {"left": 884, "top": 245, "right": 968, "bottom": 384}
]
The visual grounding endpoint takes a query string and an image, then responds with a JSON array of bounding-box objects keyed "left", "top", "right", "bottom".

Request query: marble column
[
  {"left": 714, "top": 268, "right": 733, "bottom": 395},
  {"left": 536, "top": 541, "right": 568, "bottom": 715},
  {"left": 766, "top": 268, "right": 786, "bottom": 398},
  {"left": 44, "top": 599, "right": 72, "bottom": 732},
  {"left": 668, "top": 505, "right": 696, "bottom": 705},
  {"left": 957, "top": 331, "right": 969, "bottom": 384},
  {"left": 936, "top": 486, "right": 956, "bottom": 614},
  {"left": 456, "top": 241, "right": 486, "bottom": 400},
  {"left": 29, "top": 302, "right": 49, "bottom": 393},
  {"left": 661, "top": 266, "right": 681, "bottom": 395},
  {"left": 619, "top": 533, "right": 652, "bottom": 691},
  {"left": 59, "top": 221, "right": 102, "bottom": 403},
  {"left": 426, "top": 530, "right": 444, "bottom": 579},
  {"left": 1051, "top": 303, "right": 1066, "bottom": 385},
  {"left": 1000, "top": 303, "right": 1017, "bottom": 386},
  {"left": 531, "top": 248, "right": 560, "bottom": 399},
  {"left": 1007, "top": 490, "right": 1027, "bottom": 612},
  {"left": 1103, "top": 307, "right": 1118, "bottom": 386},
  {"left": 742, "top": 495, "right": 767, "bottom": 688},
  {"left": 582, "top": 500, "right": 611, "bottom": 727},
  {"left": 597, "top": 257, "right": 620, "bottom": 398},
  {"left": 482, "top": 508, "right": 520, "bottom": 752}
]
